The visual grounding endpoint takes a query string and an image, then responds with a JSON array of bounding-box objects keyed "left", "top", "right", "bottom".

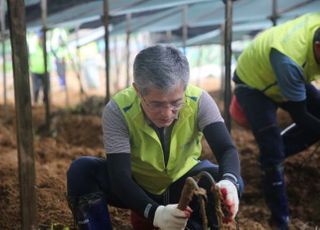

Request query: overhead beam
[{"left": 111, "top": 0, "right": 211, "bottom": 16}]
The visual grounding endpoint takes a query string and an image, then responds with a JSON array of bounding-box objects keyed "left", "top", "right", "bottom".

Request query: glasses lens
[
  {"left": 142, "top": 96, "right": 184, "bottom": 111},
  {"left": 173, "top": 102, "right": 184, "bottom": 110}
]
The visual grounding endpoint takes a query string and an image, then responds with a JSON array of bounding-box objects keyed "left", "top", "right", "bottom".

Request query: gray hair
[{"left": 133, "top": 44, "right": 190, "bottom": 95}]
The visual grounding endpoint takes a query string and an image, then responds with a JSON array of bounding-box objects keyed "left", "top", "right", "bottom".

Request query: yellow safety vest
[
  {"left": 113, "top": 84, "right": 203, "bottom": 194},
  {"left": 29, "top": 43, "right": 51, "bottom": 74},
  {"left": 236, "top": 13, "right": 320, "bottom": 102}
]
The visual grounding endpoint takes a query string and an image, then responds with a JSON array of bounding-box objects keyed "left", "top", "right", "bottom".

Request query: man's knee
[
  {"left": 67, "top": 156, "right": 102, "bottom": 179},
  {"left": 306, "top": 84, "right": 320, "bottom": 117},
  {"left": 68, "top": 157, "right": 90, "bottom": 176},
  {"left": 67, "top": 156, "right": 106, "bottom": 197},
  {"left": 229, "top": 95, "right": 249, "bottom": 128}
]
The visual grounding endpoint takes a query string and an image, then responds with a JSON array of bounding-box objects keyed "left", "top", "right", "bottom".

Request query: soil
[{"left": 1, "top": 89, "right": 320, "bottom": 230}]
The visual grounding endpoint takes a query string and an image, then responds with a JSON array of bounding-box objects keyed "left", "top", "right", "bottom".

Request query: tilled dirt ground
[{"left": 0, "top": 92, "right": 320, "bottom": 230}]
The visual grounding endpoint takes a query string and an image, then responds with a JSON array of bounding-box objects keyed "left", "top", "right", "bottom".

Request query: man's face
[{"left": 138, "top": 83, "right": 185, "bottom": 128}]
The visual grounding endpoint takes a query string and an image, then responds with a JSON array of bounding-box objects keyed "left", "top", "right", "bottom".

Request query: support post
[
  {"left": 103, "top": 0, "right": 110, "bottom": 102},
  {"left": 223, "top": 0, "right": 234, "bottom": 131},
  {"left": 7, "top": 0, "right": 37, "bottom": 228},
  {"left": 41, "top": 0, "right": 50, "bottom": 132}
]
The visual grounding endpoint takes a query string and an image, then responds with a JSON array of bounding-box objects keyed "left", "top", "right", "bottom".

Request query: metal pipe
[
  {"left": 125, "top": 13, "right": 131, "bottom": 87},
  {"left": 103, "top": 0, "right": 110, "bottom": 102},
  {"left": 41, "top": 0, "right": 50, "bottom": 132},
  {"left": 1, "top": 0, "right": 7, "bottom": 116},
  {"left": 271, "top": 0, "right": 278, "bottom": 26},
  {"left": 223, "top": 0, "right": 234, "bottom": 131},
  {"left": 182, "top": 5, "right": 188, "bottom": 54}
]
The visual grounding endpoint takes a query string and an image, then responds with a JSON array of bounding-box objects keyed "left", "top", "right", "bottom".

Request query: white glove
[
  {"left": 216, "top": 179, "right": 239, "bottom": 222},
  {"left": 153, "top": 204, "right": 190, "bottom": 230}
]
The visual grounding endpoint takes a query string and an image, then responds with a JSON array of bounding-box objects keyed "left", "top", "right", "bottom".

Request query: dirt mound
[{"left": 70, "top": 96, "right": 106, "bottom": 116}]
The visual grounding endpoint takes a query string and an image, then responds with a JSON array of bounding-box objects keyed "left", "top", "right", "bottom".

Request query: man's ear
[
  {"left": 132, "top": 83, "right": 140, "bottom": 96},
  {"left": 315, "top": 41, "right": 320, "bottom": 64}
]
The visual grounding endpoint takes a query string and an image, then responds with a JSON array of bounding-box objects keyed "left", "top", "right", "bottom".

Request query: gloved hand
[
  {"left": 153, "top": 204, "right": 191, "bottom": 230},
  {"left": 216, "top": 179, "right": 239, "bottom": 223}
]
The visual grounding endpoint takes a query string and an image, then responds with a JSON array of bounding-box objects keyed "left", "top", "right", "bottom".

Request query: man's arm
[
  {"left": 270, "top": 48, "right": 320, "bottom": 134},
  {"left": 107, "top": 153, "right": 190, "bottom": 229},
  {"left": 282, "top": 100, "right": 320, "bottom": 135},
  {"left": 203, "top": 122, "right": 241, "bottom": 192},
  {"left": 270, "top": 48, "right": 306, "bottom": 102},
  {"left": 107, "top": 153, "right": 159, "bottom": 221},
  {"left": 102, "top": 100, "right": 158, "bottom": 221},
  {"left": 203, "top": 122, "right": 241, "bottom": 222},
  {"left": 198, "top": 91, "right": 242, "bottom": 221},
  {"left": 198, "top": 91, "right": 242, "bottom": 192}
]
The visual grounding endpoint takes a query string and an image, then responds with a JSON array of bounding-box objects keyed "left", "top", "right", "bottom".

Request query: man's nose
[{"left": 159, "top": 105, "right": 175, "bottom": 115}]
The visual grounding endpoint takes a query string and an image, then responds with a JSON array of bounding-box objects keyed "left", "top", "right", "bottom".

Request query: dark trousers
[
  {"left": 67, "top": 158, "right": 231, "bottom": 229},
  {"left": 32, "top": 72, "right": 50, "bottom": 104},
  {"left": 234, "top": 83, "right": 320, "bottom": 166},
  {"left": 234, "top": 81, "right": 320, "bottom": 227},
  {"left": 67, "top": 158, "right": 219, "bottom": 206}
]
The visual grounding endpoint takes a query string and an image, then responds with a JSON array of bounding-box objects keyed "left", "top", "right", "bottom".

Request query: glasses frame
[{"left": 141, "top": 95, "right": 185, "bottom": 112}]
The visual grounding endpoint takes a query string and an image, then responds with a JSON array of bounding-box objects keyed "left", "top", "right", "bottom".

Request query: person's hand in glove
[
  {"left": 216, "top": 179, "right": 239, "bottom": 223},
  {"left": 153, "top": 204, "right": 192, "bottom": 230}
]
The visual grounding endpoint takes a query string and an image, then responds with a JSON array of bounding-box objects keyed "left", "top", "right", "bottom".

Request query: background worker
[
  {"left": 230, "top": 12, "right": 320, "bottom": 229},
  {"left": 52, "top": 33, "right": 68, "bottom": 90},
  {"left": 29, "top": 32, "right": 51, "bottom": 105},
  {"left": 67, "top": 44, "right": 243, "bottom": 229}
]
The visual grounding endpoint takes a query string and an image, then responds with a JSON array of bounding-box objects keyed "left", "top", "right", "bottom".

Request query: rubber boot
[
  {"left": 67, "top": 193, "right": 113, "bottom": 230},
  {"left": 262, "top": 164, "right": 289, "bottom": 230}
]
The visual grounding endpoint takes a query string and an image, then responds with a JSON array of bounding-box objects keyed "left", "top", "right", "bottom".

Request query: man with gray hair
[{"left": 67, "top": 44, "right": 243, "bottom": 230}]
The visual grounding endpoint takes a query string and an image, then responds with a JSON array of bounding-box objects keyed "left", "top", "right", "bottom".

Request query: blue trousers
[
  {"left": 55, "top": 59, "right": 66, "bottom": 87},
  {"left": 234, "top": 82, "right": 320, "bottom": 228}
]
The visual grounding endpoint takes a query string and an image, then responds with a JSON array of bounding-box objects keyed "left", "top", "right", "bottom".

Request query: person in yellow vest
[
  {"left": 51, "top": 28, "right": 68, "bottom": 90},
  {"left": 29, "top": 33, "right": 51, "bottom": 104},
  {"left": 229, "top": 13, "right": 320, "bottom": 229},
  {"left": 52, "top": 37, "right": 67, "bottom": 89},
  {"left": 66, "top": 44, "right": 243, "bottom": 230}
]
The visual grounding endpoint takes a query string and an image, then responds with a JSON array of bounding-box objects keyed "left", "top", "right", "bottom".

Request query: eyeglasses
[{"left": 141, "top": 96, "right": 185, "bottom": 112}]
